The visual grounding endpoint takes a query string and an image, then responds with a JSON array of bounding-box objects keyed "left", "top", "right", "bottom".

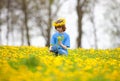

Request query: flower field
[{"left": 0, "top": 46, "right": 120, "bottom": 81}]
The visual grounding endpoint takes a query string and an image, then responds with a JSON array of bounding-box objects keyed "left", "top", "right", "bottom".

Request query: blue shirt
[{"left": 50, "top": 32, "right": 70, "bottom": 49}]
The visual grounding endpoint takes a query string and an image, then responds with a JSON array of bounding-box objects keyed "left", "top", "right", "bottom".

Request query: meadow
[{"left": 0, "top": 46, "right": 120, "bottom": 81}]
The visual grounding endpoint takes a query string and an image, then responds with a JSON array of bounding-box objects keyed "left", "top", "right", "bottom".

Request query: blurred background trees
[
  {"left": 0, "top": 0, "right": 120, "bottom": 49},
  {"left": 104, "top": 0, "right": 120, "bottom": 48}
]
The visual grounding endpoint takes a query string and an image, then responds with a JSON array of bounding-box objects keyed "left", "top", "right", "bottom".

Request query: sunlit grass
[{"left": 0, "top": 46, "right": 120, "bottom": 81}]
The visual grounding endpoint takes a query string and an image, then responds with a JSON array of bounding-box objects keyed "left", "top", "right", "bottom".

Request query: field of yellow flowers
[{"left": 0, "top": 46, "right": 120, "bottom": 81}]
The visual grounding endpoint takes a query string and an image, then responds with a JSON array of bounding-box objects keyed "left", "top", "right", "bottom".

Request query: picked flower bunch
[{"left": 57, "top": 36, "right": 64, "bottom": 41}]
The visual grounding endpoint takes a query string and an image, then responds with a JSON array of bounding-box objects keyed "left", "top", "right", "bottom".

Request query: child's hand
[
  {"left": 58, "top": 41, "right": 67, "bottom": 49},
  {"left": 49, "top": 46, "right": 52, "bottom": 52},
  {"left": 58, "top": 41, "right": 62, "bottom": 45}
]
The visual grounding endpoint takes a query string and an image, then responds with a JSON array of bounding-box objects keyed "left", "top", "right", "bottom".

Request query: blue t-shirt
[{"left": 50, "top": 32, "right": 70, "bottom": 49}]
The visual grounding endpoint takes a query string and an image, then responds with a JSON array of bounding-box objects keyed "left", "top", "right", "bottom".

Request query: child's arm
[{"left": 58, "top": 41, "right": 67, "bottom": 49}]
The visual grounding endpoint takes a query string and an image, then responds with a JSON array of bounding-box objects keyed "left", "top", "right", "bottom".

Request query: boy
[{"left": 49, "top": 18, "right": 70, "bottom": 56}]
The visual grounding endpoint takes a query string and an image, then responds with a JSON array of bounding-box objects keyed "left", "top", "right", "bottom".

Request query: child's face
[{"left": 56, "top": 27, "right": 63, "bottom": 32}]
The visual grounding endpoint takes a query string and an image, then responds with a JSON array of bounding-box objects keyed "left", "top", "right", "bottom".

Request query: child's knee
[{"left": 58, "top": 49, "right": 68, "bottom": 55}]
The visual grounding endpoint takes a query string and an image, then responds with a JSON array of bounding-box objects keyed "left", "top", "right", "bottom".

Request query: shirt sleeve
[{"left": 64, "top": 35, "right": 70, "bottom": 48}]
